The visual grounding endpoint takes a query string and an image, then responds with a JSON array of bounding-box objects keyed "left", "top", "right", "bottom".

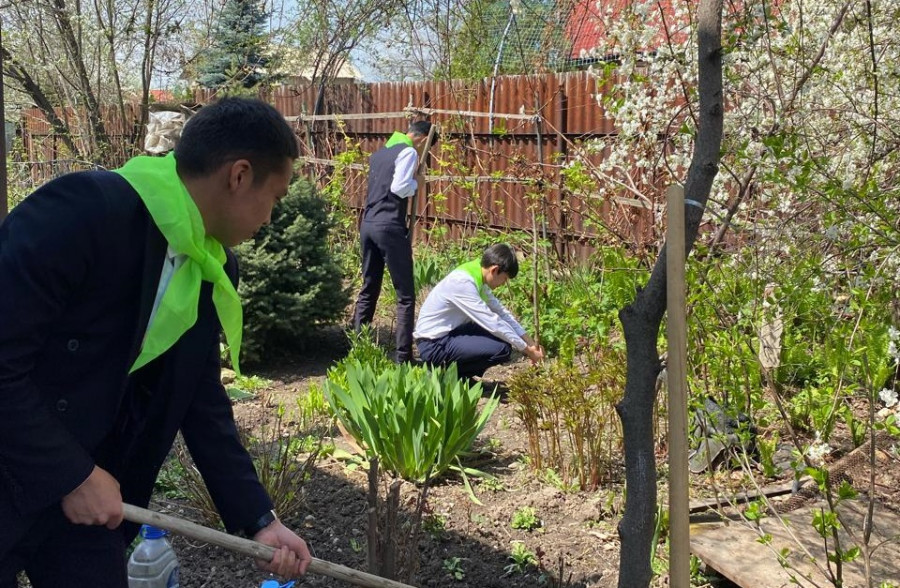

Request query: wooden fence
[{"left": 23, "top": 72, "right": 666, "bottom": 260}]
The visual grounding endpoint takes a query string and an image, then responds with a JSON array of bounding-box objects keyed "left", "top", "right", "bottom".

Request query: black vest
[{"left": 362, "top": 143, "right": 412, "bottom": 227}]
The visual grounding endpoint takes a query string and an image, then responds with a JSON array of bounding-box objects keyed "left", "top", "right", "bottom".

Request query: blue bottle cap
[
  {"left": 139, "top": 524, "right": 169, "bottom": 539},
  {"left": 260, "top": 581, "right": 294, "bottom": 588}
]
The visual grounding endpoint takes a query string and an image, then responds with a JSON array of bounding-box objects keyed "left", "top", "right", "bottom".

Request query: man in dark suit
[
  {"left": 353, "top": 120, "right": 432, "bottom": 363},
  {"left": 0, "top": 97, "right": 311, "bottom": 586}
]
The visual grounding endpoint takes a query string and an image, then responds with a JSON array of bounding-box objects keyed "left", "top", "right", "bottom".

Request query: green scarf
[
  {"left": 385, "top": 131, "right": 413, "bottom": 148},
  {"left": 457, "top": 259, "right": 489, "bottom": 302},
  {"left": 116, "top": 153, "right": 243, "bottom": 375}
]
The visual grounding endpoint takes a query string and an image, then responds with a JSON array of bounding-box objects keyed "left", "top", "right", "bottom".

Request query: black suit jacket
[{"left": 0, "top": 170, "right": 272, "bottom": 553}]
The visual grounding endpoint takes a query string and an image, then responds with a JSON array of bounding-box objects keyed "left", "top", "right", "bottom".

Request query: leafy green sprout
[
  {"left": 540, "top": 468, "right": 579, "bottom": 493},
  {"left": 511, "top": 506, "right": 542, "bottom": 531},
  {"left": 505, "top": 541, "right": 538, "bottom": 575},
  {"left": 443, "top": 557, "right": 466, "bottom": 580},
  {"left": 154, "top": 456, "right": 189, "bottom": 500},
  {"left": 225, "top": 373, "right": 273, "bottom": 401},
  {"left": 485, "top": 437, "right": 503, "bottom": 451},
  {"left": 479, "top": 476, "right": 506, "bottom": 492},
  {"left": 422, "top": 513, "right": 448, "bottom": 538},
  {"left": 689, "top": 555, "right": 710, "bottom": 585}
]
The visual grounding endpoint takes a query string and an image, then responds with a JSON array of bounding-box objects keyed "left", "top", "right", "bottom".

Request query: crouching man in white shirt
[{"left": 413, "top": 243, "right": 544, "bottom": 381}]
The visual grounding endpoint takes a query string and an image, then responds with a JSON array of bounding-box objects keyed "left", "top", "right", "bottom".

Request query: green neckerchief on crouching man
[
  {"left": 116, "top": 152, "right": 243, "bottom": 375},
  {"left": 457, "top": 259, "right": 489, "bottom": 302}
]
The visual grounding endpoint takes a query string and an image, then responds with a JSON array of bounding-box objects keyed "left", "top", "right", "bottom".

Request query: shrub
[
  {"left": 234, "top": 178, "right": 349, "bottom": 365},
  {"left": 507, "top": 355, "right": 624, "bottom": 490},
  {"left": 503, "top": 246, "right": 645, "bottom": 358},
  {"left": 324, "top": 361, "right": 498, "bottom": 482},
  {"left": 162, "top": 390, "right": 329, "bottom": 527}
]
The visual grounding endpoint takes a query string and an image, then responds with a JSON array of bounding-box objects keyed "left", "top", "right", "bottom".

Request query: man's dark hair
[
  {"left": 175, "top": 97, "right": 299, "bottom": 184},
  {"left": 408, "top": 120, "right": 432, "bottom": 137},
  {"left": 481, "top": 243, "right": 518, "bottom": 278}
]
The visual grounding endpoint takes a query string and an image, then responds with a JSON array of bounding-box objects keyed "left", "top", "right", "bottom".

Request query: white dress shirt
[
  {"left": 413, "top": 269, "right": 528, "bottom": 351},
  {"left": 390, "top": 146, "right": 419, "bottom": 198},
  {"left": 144, "top": 245, "right": 186, "bottom": 342}
]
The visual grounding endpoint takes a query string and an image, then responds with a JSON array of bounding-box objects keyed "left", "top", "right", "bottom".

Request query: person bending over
[
  {"left": 0, "top": 97, "right": 311, "bottom": 587},
  {"left": 414, "top": 243, "right": 543, "bottom": 380}
]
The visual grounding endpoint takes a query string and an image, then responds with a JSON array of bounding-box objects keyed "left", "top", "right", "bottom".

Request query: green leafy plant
[
  {"left": 327, "top": 325, "right": 394, "bottom": 389},
  {"left": 511, "top": 506, "right": 542, "bottom": 531},
  {"left": 319, "top": 136, "right": 368, "bottom": 281},
  {"left": 225, "top": 373, "right": 272, "bottom": 401},
  {"left": 757, "top": 433, "right": 780, "bottom": 478},
  {"left": 505, "top": 541, "right": 538, "bottom": 575},
  {"left": 540, "top": 468, "right": 579, "bottom": 492},
  {"left": 382, "top": 250, "right": 449, "bottom": 307},
  {"left": 650, "top": 504, "right": 669, "bottom": 574},
  {"left": 422, "top": 513, "right": 448, "bottom": 539},
  {"left": 242, "top": 400, "right": 327, "bottom": 519},
  {"left": 443, "top": 557, "right": 466, "bottom": 581},
  {"left": 324, "top": 361, "right": 499, "bottom": 483},
  {"left": 168, "top": 393, "right": 327, "bottom": 527},
  {"left": 154, "top": 456, "right": 190, "bottom": 500},
  {"left": 479, "top": 476, "right": 506, "bottom": 492},
  {"left": 234, "top": 178, "right": 349, "bottom": 365},
  {"left": 689, "top": 555, "right": 710, "bottom": 585},
  {"left": 413, "top": 255, "right": 446, "bottom": 295},
  {"left": 503, "top": 246, "right": 644, "bottom": 357}
]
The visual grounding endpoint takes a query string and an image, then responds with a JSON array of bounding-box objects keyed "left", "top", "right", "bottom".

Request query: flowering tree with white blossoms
[{"left": 573, "top": 0, "right": 900, "bottom": 585}]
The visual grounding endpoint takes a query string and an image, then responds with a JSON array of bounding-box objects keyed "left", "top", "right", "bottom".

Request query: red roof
[
  {"left": 566, "top": 0, "right": 685, "bottom": 59},
  {"left": 149, "top": 89, "right": 175, "bottom": 103}
]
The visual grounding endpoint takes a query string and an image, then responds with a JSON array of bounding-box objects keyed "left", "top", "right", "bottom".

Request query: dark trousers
[
  {"left": 353, "top": 222, "right": 415, "bottom": 362},
  {"left": 0, "top": 507, "right": 129, "bottom": 588},
  {"left": 416, "top": 323, "right": 512, "bottom": 379}
]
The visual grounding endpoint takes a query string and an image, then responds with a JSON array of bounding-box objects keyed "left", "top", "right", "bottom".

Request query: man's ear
[{"left": 227, "top": 159, "right": 254, "bottom": 192}]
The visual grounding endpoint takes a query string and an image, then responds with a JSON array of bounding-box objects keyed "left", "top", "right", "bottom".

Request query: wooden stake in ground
[
  {"left": 407, "top": 123, "right": 438, "bottom": 243},
  {"left": 123, "top": 504, "right": 417, "bottom": 588},
  {"left": 666, "top": 184, "right": 690, "bottom": 588}
]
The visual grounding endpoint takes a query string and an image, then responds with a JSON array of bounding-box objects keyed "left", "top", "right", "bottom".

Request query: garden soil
[{"left": 149, "top": 327, "right": 900, "bottom": 588}]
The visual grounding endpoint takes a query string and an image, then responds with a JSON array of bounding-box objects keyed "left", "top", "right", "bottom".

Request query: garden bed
[{"left": 150, "top": 327, "right": 900, "bottom": 588}]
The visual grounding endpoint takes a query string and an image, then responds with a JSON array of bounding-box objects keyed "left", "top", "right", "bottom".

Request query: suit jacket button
[
  {"left": 67, "top": 339, "right": 79, "bottom": 352},
  {"left": 56, "top": 399, "right": 69, "bottom": 412}
]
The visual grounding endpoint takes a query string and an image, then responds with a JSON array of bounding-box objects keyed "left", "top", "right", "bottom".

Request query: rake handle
[{"left": 123, "top": 504, "right": 416, "bottom": 588}]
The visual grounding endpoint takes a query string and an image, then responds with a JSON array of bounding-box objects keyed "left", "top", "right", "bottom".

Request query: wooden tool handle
[{"left": 123, "top": 503, "right": 416, "bottom": 588}]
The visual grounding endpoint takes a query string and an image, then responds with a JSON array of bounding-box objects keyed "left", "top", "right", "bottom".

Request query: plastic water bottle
[{"left": 127, "top": 524, "right": 180, "bottom": 588}]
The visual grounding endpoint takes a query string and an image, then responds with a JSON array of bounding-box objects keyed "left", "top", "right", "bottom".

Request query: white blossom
[{"left": 879, "top": 388, "right": 898, "bottom": 408}]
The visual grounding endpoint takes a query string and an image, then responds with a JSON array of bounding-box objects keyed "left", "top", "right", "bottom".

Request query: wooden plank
[
  {"left": 688, "top": 480, "right": 799, "bottom": 513},
  {"left": 690, "top": 499, "right": 900, "bottom": 587},
  {"left": 405, "top": 106, "right": 535, "bottom": 121},
  {"left": 288, "top": 112, "right": 412, "bottom": 122}
]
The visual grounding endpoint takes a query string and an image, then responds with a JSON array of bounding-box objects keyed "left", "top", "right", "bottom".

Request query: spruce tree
[{"left": 197, "top": 0, "right": 274, "bottom": 89}]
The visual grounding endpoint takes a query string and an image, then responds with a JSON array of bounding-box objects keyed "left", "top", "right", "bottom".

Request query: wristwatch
[{"left": 244, "top": 509, "right": 278, "bottom": 537}]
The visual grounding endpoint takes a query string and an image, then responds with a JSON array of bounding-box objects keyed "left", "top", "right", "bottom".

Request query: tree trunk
[
  {"left": 49, "top": 0, "right": 110, "bottom": 157},
  {"left": 615, "top": 1, "right": 724, "bottom": 586},
  {"left": 0, "top": 45, "right": 80, "bottom": 156}
]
